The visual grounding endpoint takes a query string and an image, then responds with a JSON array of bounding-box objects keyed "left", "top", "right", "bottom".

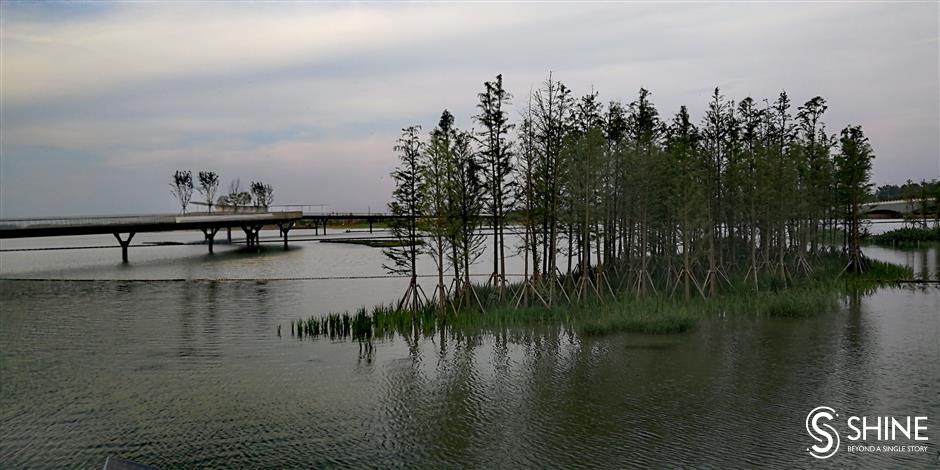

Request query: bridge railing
[
  {"left": 0, "top": 214, "right": 179, "bottom": 229},
  {"left": 0, "top": 210, "right": 284, "bottom": 229}
]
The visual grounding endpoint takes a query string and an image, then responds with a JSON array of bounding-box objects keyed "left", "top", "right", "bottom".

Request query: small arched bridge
[{"left": 861, "top": 199, "right": 927, "bottom": 219}]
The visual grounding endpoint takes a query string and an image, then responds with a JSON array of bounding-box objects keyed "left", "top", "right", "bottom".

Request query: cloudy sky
[{"left": 1, "top": 2, "right": 937, "bottom": 217}]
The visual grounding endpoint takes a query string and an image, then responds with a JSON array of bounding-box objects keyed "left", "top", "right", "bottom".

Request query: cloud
[{"left": 0, "top": 2, "right": 937, "bottom": 217}]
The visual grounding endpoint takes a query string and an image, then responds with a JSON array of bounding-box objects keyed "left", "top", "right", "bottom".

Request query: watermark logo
[
  {"left": 805, "top": 406, "right": 930, "bottom": 459},
  {"left": 806, "top": 406, "right": 840, "bottom": 459}
]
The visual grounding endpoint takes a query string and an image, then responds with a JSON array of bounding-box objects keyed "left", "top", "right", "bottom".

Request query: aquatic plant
[{"left": 282, "top": 254, "right": 912, "bottom": 342}]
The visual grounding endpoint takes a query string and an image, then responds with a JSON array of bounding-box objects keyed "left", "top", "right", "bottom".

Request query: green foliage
[
  {"left": 379, "top": 74, "right": 896, "bottom": 330},
  {"left": 835, "top": 125, "right": 876, "bottom": 273},
  {"left": 867, "top": 226, "right": 940, "bottom": 245},
  {"left": 384, "top": 126, "right": 423, "bottom": 276},
  {"left": 475, "top": 74, "right": 514, "bottom": 283}
]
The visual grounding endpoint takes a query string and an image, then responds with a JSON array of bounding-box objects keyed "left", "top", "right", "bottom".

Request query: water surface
[{"left": 1, "top": 231, "right": 938, "bottom": 468}]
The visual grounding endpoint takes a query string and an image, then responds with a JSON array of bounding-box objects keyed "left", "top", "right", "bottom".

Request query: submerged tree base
[{"left": 286, "top": 255, "right": 912, "bottom": 340}]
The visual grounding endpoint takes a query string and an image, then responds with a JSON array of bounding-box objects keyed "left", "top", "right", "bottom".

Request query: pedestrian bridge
[
  {"left": 0, "top": 208, "right": 418, "bottom": 263},
  {"left": 0, "top": 211, "right": 303, "bottom": 262},
  {"left": 861, "top": 199, "right": 926, "bottom": 219}
]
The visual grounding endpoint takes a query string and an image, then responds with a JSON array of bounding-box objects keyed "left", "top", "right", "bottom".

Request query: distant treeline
[
  {"left": 384, "top": 73, "right": 896, "bottom": 310},
  {"left": 875, "top": 180, "right": 940, "bottom": 202}
]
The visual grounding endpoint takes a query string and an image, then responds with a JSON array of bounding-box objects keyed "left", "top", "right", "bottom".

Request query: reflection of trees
[{"left": 369, "top": 297, "right": 885, "bottom": 467}]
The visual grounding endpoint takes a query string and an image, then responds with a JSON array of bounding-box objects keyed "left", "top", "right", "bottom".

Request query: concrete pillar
[
  {"left": 113, "top": 232, "right": 135, "bottom": 263},
  {"left": 202, "top": 227, "right": 220, "bottom": 254},
  {"left": 254, "top": 224, "right": 264, "bottom": 252},
  {"left": 241, "top": 226, "right": 252, "bottom": 247},
  {"left": 278, "top": 222, "right": 293, "bottom": 250}
]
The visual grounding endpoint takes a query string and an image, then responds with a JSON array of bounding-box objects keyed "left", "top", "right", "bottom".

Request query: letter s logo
[{"left": 806, "top": 406, "right": 840, "bottom": 459}]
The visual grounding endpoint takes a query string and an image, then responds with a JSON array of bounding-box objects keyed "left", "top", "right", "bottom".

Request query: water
[{"left": 1, "top": 230, "right": 938, "bottom": 468}]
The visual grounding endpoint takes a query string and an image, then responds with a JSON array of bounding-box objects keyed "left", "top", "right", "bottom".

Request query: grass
[
  {"left": 284, "top": 253, "right": 912, "bottom": 341},
  {"left": 866, "top": 226, "right": 940, "bottom": 245}
]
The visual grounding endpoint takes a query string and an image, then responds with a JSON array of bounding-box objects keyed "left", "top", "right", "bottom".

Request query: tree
[
  {"left": 601, "top": 101, "right": 628, "bottom": 264},
  {"left": 796, "top": 97, "right": 833, "bottom": 256},
  {"left": 875, "top": 184, "right": 902, "bottom": 201},
  {"left": 625, "top": 88, "right": 664, "bottom": 294},
  {"left": 512, "top": 94, "right": 550, "bottom": 307},
  {"left": 170, "top": 170, "right": 193, "bottom": 214},
  {"left": 447, "top": 130, "right": 487, "bottom": 308},
  {"left": 532, "top": 73, "right": 573, "bottom": 280},
  {"left": 384, "top": 125, "right": 425, "bottom": 311},
  {"left": 420, "top": 110, "right": 458, "bottom": 307},
  {"left": 474, "top": 74, "right": 514, "bottom": 294},
  {"left": 665, "top": 105, "right": 706, "bottom": 298},
  {"left": 250, "top": 181, "right": 274, "bottom": 208},
  {"left": 217, "top": 178, "right": 251, "bottom": 212},
  {"left": 737, "top": 97, "right": 767, "bottom": 287},
  {"left": 563, "top": 126, "right": 605, "bottom": 298},
  {"left": 197, "top": 171, "right": 220, "bottom": 213},
  {"left": 833, "top": 125, "right": 875, "bottom": 273},
  {"left": 386, "top": 74, "right": 879, "bottom": 312},
  {"left": 556, "top": 91, "right": 605, "bottom": 298},
  {"left": 770, "top": 91, "right": 798, "bottom": 277}
]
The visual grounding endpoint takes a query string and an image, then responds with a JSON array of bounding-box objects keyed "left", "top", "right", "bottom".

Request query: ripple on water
[{"left": 1, "top": 281, "right": 938, "bottom": 467}]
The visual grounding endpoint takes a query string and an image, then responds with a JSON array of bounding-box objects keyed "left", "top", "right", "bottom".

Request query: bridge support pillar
[
  {"left": 227, "top": 227, "right": 232, "bottom": 243},
  {"left": 253, "top": 224, "right": 264, "bottom": 251},
  {"left": 241, "top": 226, "right": 253, "bottom": 248},
  {"left": 113, "top": 232, "right": 135, "bottom": 263},
  {"left": 277, "top": 222, "right": 294, "bottom": 250},
  {"left": 201, "top": 227, "right": 220, "bottom": 254}
]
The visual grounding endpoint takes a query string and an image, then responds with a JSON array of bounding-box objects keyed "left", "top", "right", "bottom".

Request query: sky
[{"left": 1, "top": 2, "right": 938, "bottom": 217}]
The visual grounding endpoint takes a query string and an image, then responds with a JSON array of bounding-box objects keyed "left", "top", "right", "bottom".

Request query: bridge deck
[{"left": 0, "top": 212, "right": 303, "bottom": 239}]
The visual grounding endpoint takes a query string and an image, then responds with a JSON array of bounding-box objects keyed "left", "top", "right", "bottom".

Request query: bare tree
[
  {"left": 170, "top": 170, "right": 193, "bottom": 214},
  {"left": 197, "top": 171, "right": 220, "bottom": 213},
  {"left": 217, "top": 178, "right": 252, "bottom": 212}
]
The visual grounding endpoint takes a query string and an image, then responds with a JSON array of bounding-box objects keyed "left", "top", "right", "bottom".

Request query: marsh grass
[{"left": 285, "top": 254, "right": 911, "bottom": 340}]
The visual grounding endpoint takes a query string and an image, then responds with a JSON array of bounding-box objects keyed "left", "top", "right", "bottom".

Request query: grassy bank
[
  {"left": 866, "top": 226, "right": 940, "bottom": 245},
  {"left": 286, "top": 254, "right": 912, "bottom": 340}
]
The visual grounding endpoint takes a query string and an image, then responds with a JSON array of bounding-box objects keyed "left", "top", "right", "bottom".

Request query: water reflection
[
  {"left": 1, "top": 243, "right": 938, "bottom": 467},
  {"left": 863, "top": 243, "right": 939, "bottom": 280}
]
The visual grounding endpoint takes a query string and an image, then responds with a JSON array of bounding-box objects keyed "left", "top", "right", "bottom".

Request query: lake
[{"left": 1, "top": 227, "right": 938, "bottom": 468}]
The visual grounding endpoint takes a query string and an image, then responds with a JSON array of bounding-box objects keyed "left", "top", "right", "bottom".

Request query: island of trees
[{"left": 336, "top": 72, "right": 926, "bottom": 337}]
